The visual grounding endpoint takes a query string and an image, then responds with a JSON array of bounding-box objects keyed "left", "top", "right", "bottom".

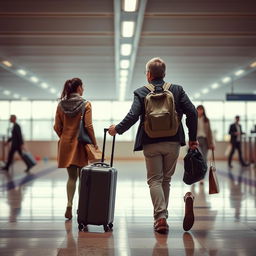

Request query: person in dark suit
[
  {"left": 228, "top": 115, "right": 249, "bottom": 168},
  {"left": 1, "top": 115, "right": 31, "bottom": 172}
]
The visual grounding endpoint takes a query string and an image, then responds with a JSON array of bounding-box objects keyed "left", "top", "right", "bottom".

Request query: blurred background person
[
  {"left": 54, "top": 78, "right": 98, "bottom": 220},
  {"left": 0, "top": 115, "right": 31, "bottom": 172},
  {"left": 228, "top": 115, "right": 249, "bottom": 168},
  {"left": 196, "top": 105, "right": 215, "bottom": 184}
]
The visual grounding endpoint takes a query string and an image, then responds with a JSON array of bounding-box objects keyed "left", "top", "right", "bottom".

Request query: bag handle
[
  {"left": 102, "top": 128, "right": 116, "bottom": 167},
  {"left": 210, "top": 149, "right": 216, "bottom": 168}
]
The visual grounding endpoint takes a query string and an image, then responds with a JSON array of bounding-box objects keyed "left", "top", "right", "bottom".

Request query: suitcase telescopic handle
[{"left": 102, "top": 128, "right": 116, "bottom": 167}]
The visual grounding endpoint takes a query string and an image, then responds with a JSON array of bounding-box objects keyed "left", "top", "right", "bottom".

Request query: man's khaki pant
[{"left": 143, "top": 141, "right": 180, "bottom": 220}]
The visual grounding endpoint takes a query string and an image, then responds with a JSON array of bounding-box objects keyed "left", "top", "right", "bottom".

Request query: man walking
[
  {"left": 228, "top": 115, "right": 249, "bottom": 168},
  {"left": 1, "top": 115, "right": 32, "bottom": 172},
  {"left": 108, "top": 57, "right": 198, "bottom": 233}
]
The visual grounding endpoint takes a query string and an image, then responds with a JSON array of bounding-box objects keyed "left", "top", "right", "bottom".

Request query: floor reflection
[{"left": 0, "top": 160, "right": 256, "bottom": 256}]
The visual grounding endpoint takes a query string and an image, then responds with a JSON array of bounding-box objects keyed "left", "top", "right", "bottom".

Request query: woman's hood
[{"left": 59, "top": 93, "right": 85, "bottom": 117}]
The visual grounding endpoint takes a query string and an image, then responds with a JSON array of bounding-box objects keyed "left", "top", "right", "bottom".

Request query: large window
[{"left": 0, "top": 100, "right": 255, "bottom": 141}]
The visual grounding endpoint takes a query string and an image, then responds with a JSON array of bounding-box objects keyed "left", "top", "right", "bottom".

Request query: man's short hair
[{"left": 146, "top": 57, "right": 166, "bottom": 79}]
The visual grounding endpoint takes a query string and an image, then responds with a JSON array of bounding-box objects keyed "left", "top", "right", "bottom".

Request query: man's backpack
[{"left": 144, "top": 82, "right": 179, "bottom": 138}]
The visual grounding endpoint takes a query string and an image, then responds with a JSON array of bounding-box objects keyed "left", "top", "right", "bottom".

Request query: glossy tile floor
[{"left": 0, "top": 159, "right": 255, "bottom": 256}]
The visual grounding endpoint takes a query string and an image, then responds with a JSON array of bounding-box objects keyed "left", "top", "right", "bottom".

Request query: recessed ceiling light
[
  {"left": 120, "top": 60, "right": 130, "bottom": 69},
  {"left": 222, "top": 77, "right": 231, "bottom": 83},
  {"left": 123, "top": 0, "right": 138, "bottom": 12},
  {"left": 2, "top": 60, "right": 12, "bottom": 67},
  {"left": 122, "top": 21, "right": 135, "bottom": 37},
  {"left": 50, "top": 88, "right": 56, "bottom": 94},
  {"left": 250, "top": 61, "right": 256, "bottom": 68},
  {"left": 30, "top": 76, "right": 39, "bottom": 83},
  {"left": 120, "top": 77, "right": 128, "bottom": 83},
  {"left": 202, "top": 88, "right": 209, "bottom": 94},
  {"left": 41, "top": 82, "right": 49, "bottom": 89},
  {"left": 211, "top": 83, "right": 219, "bottom": 89},
  {"left": 235, "top": 69, "right": 244, "bottom": 76},
  {"left": 120, "top": 82, "right": 127, "bottom": 88},
  {"left": 121, "top": 44, "right": 132, "bottom": 56},
  {"left": 13, "top": 93, "right": 20, "bottom": 99},
  {"left": 120, "top": 70, "right": 128, "bottom": 77},
  {"left": 119, "top": 87, "right": 126, "bottom": 101},
  {"left": 194, "top": 93, "right": 201, "bottom": 99},
  {"left": 17, "top": 69, "right": 27, "bottom": 76},
  {"left": 3, "top": 90, "right": 11, "bottom": 95}
]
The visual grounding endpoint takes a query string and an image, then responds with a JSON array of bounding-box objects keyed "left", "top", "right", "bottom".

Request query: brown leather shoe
[
  {"left": 154, "top": 218, "right": 169, "bottom": 234},
  {"left": 65, "top": 207, "right": 72, "bottom": 220},
  {"left": 183, "top": 192, "right": 194, "bottom": 231}
]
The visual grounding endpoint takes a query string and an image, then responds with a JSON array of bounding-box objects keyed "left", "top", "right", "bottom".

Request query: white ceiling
[{"left": 0, "top": 0, "right": 256, "bottom": 101}]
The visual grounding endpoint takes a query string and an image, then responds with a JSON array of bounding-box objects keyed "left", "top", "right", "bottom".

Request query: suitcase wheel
[
  {"left": 104, "top": 224, "right": 110, "bottom": 232},
  {"left": 103, "top": 223, "right": 113, "bottom": 232},
  {"left": 78, "top": 223, "right": 88, "bottom": 232}
]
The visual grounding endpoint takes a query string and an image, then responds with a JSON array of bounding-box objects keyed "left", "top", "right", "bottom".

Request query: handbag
[
  {"left": 78, "top": 103, "right": 92, "bottom": 144},
  {"left": 183, "top": 148, "right": 207, "bottom": 185},
  {"left": 209, "top": 150, "right": 220, "bottom": 194},
  {"left": 85, "top": 144, "right": 102, "bottom": 163}
]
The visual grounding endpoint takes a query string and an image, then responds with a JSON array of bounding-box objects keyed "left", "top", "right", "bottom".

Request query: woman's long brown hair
[{"left": 60, "top": 78, "right": 82, "bottom": 100}]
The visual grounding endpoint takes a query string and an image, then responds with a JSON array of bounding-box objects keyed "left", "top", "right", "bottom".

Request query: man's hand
[
  {"left": 108, "top": 125, "right": 117, "bottom": 136},
  {"left": 189, "top": 140, "right": 199, "bottom": 149}
]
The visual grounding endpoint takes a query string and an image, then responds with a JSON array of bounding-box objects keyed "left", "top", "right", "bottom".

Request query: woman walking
[
  {"left": 54, "top": 78, "right": 98, "bottom": 219},
  {"left": 196, "top": 105, "right": 215, "bottom": 183}
]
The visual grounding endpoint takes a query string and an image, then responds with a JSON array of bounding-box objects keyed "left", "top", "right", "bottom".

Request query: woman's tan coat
[
  {"left": 203, "top": 120, "right": 214, "bottom": 149},
  {"left": 54, "top": 101, "right": 97, "bottom": 168}
]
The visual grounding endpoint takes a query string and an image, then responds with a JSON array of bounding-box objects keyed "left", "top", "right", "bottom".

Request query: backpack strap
[
  {"left": 163, "top": 82, "right": 172, "bottom": 91},
  {"left": 145, "top": 83, "right": 172, "bottom": 92},
  {"left": 144, "top": 84, "right": 155, "bottom": 92}
]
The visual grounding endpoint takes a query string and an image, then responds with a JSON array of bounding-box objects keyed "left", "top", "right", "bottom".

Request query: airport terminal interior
[{"left": 0, "top": 0, "right": 256, "bottom": 255}]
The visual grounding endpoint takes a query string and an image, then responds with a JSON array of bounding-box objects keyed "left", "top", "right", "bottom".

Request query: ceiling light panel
[
  {"left": 2, "top": 60, "right": 12, "bottom": 67},
  {"left": 211, "top": 83, "right": 219, "bottom": 89},
  {"left": 250, "top": 61, "right": 256, "bottom": 68},
  {"left": 202, "top": 88, "right": 209, "bottom": 94},
  {"left": 3, "top": 90, "right": 11, "bottom": 95},
  {"left": 120, "top": 60, "right": 130, "bottom": 69},
  {"left": 30, "top": 76, "right": 39, "bottom": 83},
  {"left": 222, "top": 77, "right": 231, "bottom": 83},
  {"left": 123, "top": 0, "right": 138, "bottom": 12},
  {"left": 120, "top": 70, "right": 128, "bottom": 76},
  {"left": 121, "top": 44, "right": 132, "bottom": 56},
  {"left": 17, "top": 69, "right": 27, "bottom": 76},
  {"left": 122, "top": 21, "right": 135, "bottom": 37},
  {"left": 235, "top": 69, "right": 244, "bottom": 76}
]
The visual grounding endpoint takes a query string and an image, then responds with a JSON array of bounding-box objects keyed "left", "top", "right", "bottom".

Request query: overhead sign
[{"left": 226, "top": 93, "right": 256, "bottom": 101}]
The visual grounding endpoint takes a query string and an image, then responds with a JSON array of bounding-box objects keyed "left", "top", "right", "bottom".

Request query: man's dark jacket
[
  {"left": 8, "top": 123, "right": 24, "bottom": 149},
  {"left": 115, "top": 79, "right": 198, "bottom": 151},
  {"left": 229, "top": 123, "right": 243, "bottom": 144}
]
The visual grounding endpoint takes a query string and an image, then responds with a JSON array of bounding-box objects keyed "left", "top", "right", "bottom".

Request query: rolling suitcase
[
  {"left": 22, "top": 151, "right": 37, "bottom": 167},
  {"left": 77, "top": 128, "right": 117, "bottom": 232}
]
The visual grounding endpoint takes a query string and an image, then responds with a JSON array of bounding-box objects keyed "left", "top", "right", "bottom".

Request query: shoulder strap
[
  {"left": 163, "top": 82, "right": 172, "bottom": 91},
  {"left": 144, "top": 84, "right": 155, "bottom": 92},
  {"left": 80, "top": 101, "right": 87, "bottom": 119}
]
